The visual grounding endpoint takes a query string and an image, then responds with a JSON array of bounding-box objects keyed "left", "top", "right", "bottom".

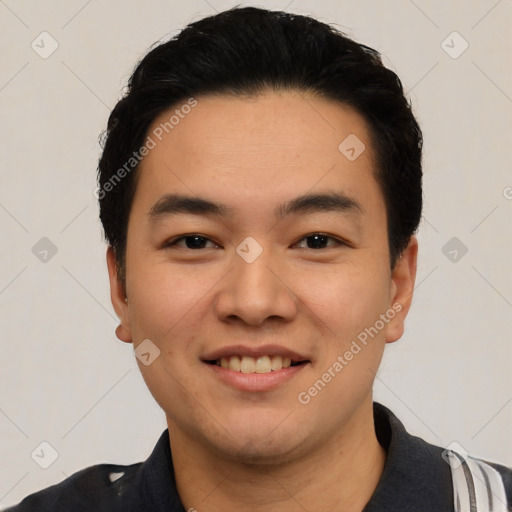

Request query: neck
[{"left": 169, "top": 400, "right": 386, "bottom": 512}]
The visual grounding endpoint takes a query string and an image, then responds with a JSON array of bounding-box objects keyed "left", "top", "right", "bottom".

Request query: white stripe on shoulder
[
  {"left": 446, "top": 449, "right": 508, "bottom": 511},
  {"left": 472, "top": 458, "right": 508, "bottom": 511},
  {"left": 447, "top": 450, "right": 474, "bottom": 512}
]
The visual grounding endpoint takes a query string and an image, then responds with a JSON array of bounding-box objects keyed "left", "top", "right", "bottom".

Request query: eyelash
[{"left": 163, "top": 233, "right": 348, "bottom": 250}]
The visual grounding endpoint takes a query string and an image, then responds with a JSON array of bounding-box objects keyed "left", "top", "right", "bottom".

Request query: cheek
[
  {"left": 126, "top": 260, "right": 218, "bottom": 341},
  {"left": 297, "top": 266, "right": 391, "bottom": 410},
  {"left": 125, "top": 263, "right": 211, "bottom": 412},
  {"left": 297, "top": 261, "right": 391, "bottom": 341}
]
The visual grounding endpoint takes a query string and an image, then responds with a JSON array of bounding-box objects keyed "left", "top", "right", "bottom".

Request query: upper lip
[{"left": 202, "top": 344, "right": 311, "bottom": 363}]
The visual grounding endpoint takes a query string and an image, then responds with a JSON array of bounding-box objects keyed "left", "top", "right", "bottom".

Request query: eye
[
  {"left": 294, "top": 233, "right": 344, "bottom": 249},
  {"left": 164, "top": 234, "right": 219, "bottom": 250}
]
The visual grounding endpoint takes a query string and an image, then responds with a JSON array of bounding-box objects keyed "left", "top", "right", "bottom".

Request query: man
[{"left": 7, "top": 6, "right": 511, "bottom": 512}]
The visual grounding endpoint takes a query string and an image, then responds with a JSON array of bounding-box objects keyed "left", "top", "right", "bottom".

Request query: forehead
[{"left": 133, "top": 91, "right": 382, "bottom": 214}]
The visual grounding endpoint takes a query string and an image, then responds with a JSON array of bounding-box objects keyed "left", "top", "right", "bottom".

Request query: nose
[{"left": 214, "top": 241, "right": 298, "bottom": 327}]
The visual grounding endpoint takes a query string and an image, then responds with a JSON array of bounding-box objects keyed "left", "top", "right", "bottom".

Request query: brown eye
[
  {"left": 166, "top": 235, "right": 218, "bottom": 249},
  {"left": 295, "top": 234, "right": 341, "bottom": 249}
]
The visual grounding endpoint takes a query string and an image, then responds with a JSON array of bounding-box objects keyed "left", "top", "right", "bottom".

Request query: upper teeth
[{"left": 217, "top": 355, "right": 292, "bottom": 373}]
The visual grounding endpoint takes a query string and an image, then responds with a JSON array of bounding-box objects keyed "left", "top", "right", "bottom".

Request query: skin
[{"left": 107, "top": 90, "right": 418, "bottom": 512}]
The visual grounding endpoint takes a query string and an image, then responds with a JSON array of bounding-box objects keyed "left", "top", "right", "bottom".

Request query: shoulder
[
  {"left": 370, "top": 402, "right": 512, "bottom": 511},
  {"left": 4, "top": 430, "right": 183, "bottom": 512},
  {"left": 464, "top": 455, "right": 512, "bottom": 486},
  {"left": 437, "top": 445, "right": 512, "bottom": 511},
  {"left": 487, "top": 459, "right": 512, "bottom": 488},
  {"left": 3, "top": 462, "right": 143, "bottom": 512}
]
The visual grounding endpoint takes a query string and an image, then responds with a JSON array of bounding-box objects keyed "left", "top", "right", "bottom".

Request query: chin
[
  {"left": 206, "top": 416, "right": 311, "bottom": 466},
  {"left": 219, "top": 437, "right": 305, "bottom": 466}
]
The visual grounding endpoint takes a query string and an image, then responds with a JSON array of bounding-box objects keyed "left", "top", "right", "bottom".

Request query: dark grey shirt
[{"left": 6, "top": 402, "right": 511, "bottom": 511}]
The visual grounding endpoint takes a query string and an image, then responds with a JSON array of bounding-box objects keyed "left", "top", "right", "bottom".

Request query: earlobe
[
  {"left": 115, "top": 324, "right": 132, "bottom": 343},
  {"left": 385, "top": 236, "right": 418, "bottom": 344},
  {"left": 106, "top": 246, "right": 133, "bottom": 344}
]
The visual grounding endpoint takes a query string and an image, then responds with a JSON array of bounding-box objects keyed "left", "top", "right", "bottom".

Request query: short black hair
[{"left": 97, "top": 6, "right": 422, "bottom": 281}]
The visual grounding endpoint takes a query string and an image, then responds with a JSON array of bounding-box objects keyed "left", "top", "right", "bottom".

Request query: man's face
[{"left": 108, "top": 91, "right": 416, "bottom": 463}]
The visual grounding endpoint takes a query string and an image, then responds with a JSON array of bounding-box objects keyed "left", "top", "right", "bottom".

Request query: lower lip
[{"left": 203, "top": 362, "right": 309, "bottom": 392}]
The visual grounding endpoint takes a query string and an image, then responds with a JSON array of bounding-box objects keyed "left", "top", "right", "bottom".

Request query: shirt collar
[
  {"left": 364, "top": 402, "right": 453, "bottom": 511},
  {"left": 137, "top": 428, "right": 185, "bottom": 511}
]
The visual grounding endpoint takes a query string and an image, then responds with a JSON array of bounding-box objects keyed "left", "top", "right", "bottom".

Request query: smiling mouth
[{"left": 204, "top": 355, "right": 308, "bottom": 374}]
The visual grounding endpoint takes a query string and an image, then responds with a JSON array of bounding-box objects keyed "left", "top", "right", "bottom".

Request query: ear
[
  {"left": 385, "top": 236, "right": 418, "bottom": 344},
  {"left": 106, "top": 246, "right": 133, "bottom": 344}
]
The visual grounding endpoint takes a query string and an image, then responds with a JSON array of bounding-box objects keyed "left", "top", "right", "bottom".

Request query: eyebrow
[
  {"left": 278, "top": 191, "right": 362, "bottom": 219},
  {"left": 148, "top": 191, "right": 362, "bottom": 222}
]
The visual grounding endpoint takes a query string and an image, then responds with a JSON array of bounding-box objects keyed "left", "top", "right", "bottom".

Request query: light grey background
[{"left": 1, "top": 0, "right": 511, "bottom": 508}]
